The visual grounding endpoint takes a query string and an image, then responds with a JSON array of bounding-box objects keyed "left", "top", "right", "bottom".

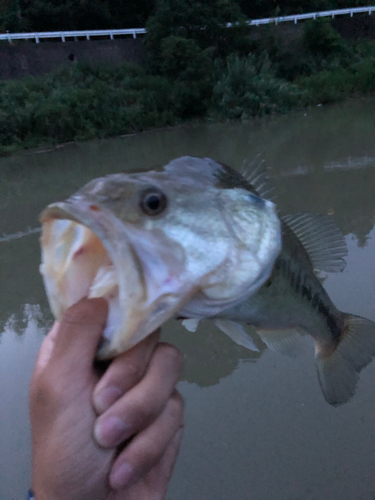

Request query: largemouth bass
[{"left": 40, "top": 156, "right": 375, "bottom": 406}]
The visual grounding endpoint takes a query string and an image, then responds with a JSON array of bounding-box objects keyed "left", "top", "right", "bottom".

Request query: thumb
[{"left": 47, "top": 297, "right": 108, "bottom": 377}]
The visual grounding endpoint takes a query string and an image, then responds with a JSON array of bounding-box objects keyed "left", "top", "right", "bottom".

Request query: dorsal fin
[
  {"left": 282, "top": 213, "right": 348, "bottom": 273},
  {"left": 239, "top": 158, "right": 275, "bottom": 200}
]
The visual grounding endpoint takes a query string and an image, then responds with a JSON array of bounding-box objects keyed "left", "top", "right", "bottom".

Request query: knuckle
[
  {"left": 123, "top": 361, "right": 144, "bottom": 385},
  {"left": 30, "top": 372, "right": 59, "bottom": 410},
  {"left": 156, "top": 343, "right": 184, "bottom": 368},
  {"left": 168, "top": 390, "right": 185, "bottom": 419},
  {"left": 135, "top": 394, "right": 158, "bottom": 423}
]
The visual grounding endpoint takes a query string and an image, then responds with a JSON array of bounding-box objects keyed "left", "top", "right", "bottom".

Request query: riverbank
[{"left": 1, "top": 17, "right": 375, "bottom": 156}]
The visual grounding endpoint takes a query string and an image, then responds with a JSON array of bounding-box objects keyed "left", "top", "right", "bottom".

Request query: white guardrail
[
  {"left": 0, "top": 6, "right": 374, "bottom": 43},
  {"left": 247, "top": 5, "right": 375, "bottom": 26},
  {"left": 0, "top": 28, "right": 146, "bottom": 43}
]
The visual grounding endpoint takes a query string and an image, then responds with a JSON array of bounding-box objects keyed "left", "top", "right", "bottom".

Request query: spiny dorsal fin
[
  {"left": 239, "top": 157, "right": 275, "bottom": 201},
  {"left": 282, "top": 213, "right": 348, "bottom": 273}
]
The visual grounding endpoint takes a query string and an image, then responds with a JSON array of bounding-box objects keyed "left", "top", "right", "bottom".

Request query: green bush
[
  {"left": 0, "top": 63, "right": 181, "bottom": 154},
  {"left": 351, "top": 59, "right": 375, "bottom": 93},
  {"left": 210, "top": 54, "right": 303, "bottom": 119},
  {"left": 298, "top": 68, "right": 352, "bottom": 104},
  {"left": 303, "top": 18, "right": 352, "bottom": 60},
  {"left": 158, "top": 36, "right": 214, "bottom": 117},
  {"left": 297, "top": 58, "right": 375, "bottom": 104}
]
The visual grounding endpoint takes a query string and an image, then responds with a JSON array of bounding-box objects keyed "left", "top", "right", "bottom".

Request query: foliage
[
  {"left": 144, "top": 0, "right": 251, "bottom": 73},
  {"left": 0, "top": 0, "right": 156, "bottom": 32},
  {"left": 0, "top": 63, "right": 179, "bottom": 154},
  {"left": 1, "top": 1, "right": 375, "bottom": 155},
  {"left": 303, "top": 18, "right": 351, "bottom": 59},
  {"left": 158, "top": 36, "right": 214, "bottom": 117},
  {"left": 252, "top": 18, "right": 356, "bottom": 81},
  {"left": 210, "top": 54, "right": 303, "bottom": 119},
  {"left": 298, "top": 58, "right": 375, "bottom": 104}
]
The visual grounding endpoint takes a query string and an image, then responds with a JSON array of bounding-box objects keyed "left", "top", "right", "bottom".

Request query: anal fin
[
  {"left": 256, "top": 327, "right": 305, "bottom": 357},
  {"left": 214, "top": 319, "right": 259, "bottom": 352}
]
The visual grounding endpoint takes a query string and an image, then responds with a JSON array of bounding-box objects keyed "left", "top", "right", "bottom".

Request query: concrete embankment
[{"left": 0, "top": 38, "right": 143, "bottom": 80}]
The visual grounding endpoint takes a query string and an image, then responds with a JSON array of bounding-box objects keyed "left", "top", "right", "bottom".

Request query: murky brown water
[{"left": 1, "top": 99, "right": 375, "bottom": 500}]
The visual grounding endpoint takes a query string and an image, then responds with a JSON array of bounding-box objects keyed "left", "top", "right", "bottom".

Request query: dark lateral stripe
[{"left": 277, "top": 256, "right": 341, "bottom": 341}]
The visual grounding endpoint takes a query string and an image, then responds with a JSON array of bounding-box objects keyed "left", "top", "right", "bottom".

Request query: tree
[
  {"left": 19, "top": 0, "right": 112, "bottom": 31},
  {"left": 144, "top": 0, "right": 250, "bottom": 72},
  {"left": 0, "top": 0, "right": 155, "bottom": 31}
]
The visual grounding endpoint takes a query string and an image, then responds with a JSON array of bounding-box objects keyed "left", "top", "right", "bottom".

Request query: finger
[
  {"left": 94, "top": 343, "right": 183, "bottom": 448},
  {"left": 149, "top": 420, "right": 184, "bottom": 495},
  {"left": 109, "top": 390, "right": 184, "bottom": 490},
  {"left": 48, "top": 297, "right": 108, "bottom": 377},
  {"left": 93, "top": 329, "right": 160, "bottom": 414}
]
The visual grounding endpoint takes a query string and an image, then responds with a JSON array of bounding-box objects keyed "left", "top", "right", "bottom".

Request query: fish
[
  {"left": 39, "top": 156, "right": 281, "bottom": 358},
  {"left": 39, "top": 156, "right": 375, "bottom": 406}
]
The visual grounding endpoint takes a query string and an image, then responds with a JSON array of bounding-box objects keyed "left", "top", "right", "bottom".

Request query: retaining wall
[{"left": 0, "top": 38, "right": 143, "bottom": 80}]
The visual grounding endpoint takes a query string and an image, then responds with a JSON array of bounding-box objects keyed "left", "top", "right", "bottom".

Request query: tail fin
[{"left": 316, "top": 314, "right": 375, "bottom": 406}]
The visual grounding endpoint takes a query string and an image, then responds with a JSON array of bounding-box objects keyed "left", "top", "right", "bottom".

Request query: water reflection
[
  {"left": 2, "top": 303, "right": 50, "bottom": 338},
  {"left": 162, "top": 320, "right": 266, "bottom": 387},
  {"left": 0, "top": 234, "right": 49, "bottom": 331},
  {"left": 0, "top": 306, "right": 45, "bottom": 500}
]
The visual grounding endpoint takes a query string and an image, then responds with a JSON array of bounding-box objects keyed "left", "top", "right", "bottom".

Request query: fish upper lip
[{"left": 40, "top": 199, "right": 115, "bottom": 243}]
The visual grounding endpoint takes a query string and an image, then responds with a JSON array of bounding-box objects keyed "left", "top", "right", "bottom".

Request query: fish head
[{"left": 40, "top": 156, "right": 281, "bottom": 359}]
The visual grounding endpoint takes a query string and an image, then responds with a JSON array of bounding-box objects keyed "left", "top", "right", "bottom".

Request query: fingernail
[
  {"left": 94, "top": 386, "right": 122, "bottom": 414},
  {"left": 110, "top": 462, "right": 135, "bottom": 490},
  {"left": 94, "top": 416, "right": 128, "bottom": 448}
]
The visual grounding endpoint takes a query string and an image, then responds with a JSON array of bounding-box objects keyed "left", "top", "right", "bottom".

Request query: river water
[{"left": 1, "top": 99, "right": 375, "bottom": 500}]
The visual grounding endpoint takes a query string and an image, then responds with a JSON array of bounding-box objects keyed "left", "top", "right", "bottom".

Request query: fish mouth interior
[{"left": 40, "top": 218, "right": 120, "bottom": 343}]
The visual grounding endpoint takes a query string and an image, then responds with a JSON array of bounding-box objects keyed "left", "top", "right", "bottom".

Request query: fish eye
[{"left": 139, "top": 188, "right": 168, "bottom": 216}]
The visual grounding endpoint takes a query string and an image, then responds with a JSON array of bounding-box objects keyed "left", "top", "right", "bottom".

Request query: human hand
[{"left": 29, "top": 298, "right": 184, "bottom": 500}]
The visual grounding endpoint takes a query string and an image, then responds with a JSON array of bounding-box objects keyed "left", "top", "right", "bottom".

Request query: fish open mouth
[
  {"left": 40, "top": 213, "right": 126, "bottom": 357},
  {"left": 40, "top": 201, "right": 189, "bottom": 359}
]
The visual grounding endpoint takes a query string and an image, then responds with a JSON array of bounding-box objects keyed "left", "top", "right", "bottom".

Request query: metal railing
[
  {"left": 0, "top": 28, "right": 146, "bottom": 43},
  {"left": 247, "top": 5, "right": 375, "bottom": 25},
  {"left": 1, "top": 6, "right": 374, "bottom": 43}
]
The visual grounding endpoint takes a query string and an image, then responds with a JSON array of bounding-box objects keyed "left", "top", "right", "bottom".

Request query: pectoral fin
[{"left": 182, "top": 318, "right": 200, "bottom": 332}]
